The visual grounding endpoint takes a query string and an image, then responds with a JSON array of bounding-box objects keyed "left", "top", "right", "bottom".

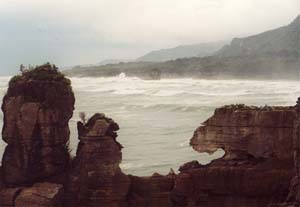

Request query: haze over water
[{"left": 0, "top": 75, "right": 299, "bottom": 176}]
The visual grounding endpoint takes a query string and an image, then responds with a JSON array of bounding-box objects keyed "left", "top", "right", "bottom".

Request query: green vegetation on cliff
[{"left": 9, "top": 63, "right": 71, "bottom": 88}]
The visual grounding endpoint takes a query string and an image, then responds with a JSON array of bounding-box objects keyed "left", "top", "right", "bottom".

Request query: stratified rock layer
[
  {"left": 281, "top": 107, "right": 300, "bottom": 207},
  {"left": 128, "top": 173, "right": 175, "bottom": 207},
  {"left": 190, "top": 105, "right": 295, "bottom": 160},
  {"left": 0, "top": 187, "right": 23, "bottom": 207},
  {"left": 182, "top": 105, "right": 296, "bottom": 207},
  {"left": 15, "top": 182, "right": 64, "bottom": 207},
  {"left": 1, "top": 64, "right": 75, "bottom": 186},
  {"left": 67, "top": 113, "right": 130, "bottom": 207},
  {"left": 171, "top": 160, "right": 294, "bottom": 207}
]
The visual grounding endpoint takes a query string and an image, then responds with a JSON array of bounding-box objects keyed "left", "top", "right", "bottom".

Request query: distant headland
[{"left": 64, "top": 15, "right": 300, "bottom": 80}]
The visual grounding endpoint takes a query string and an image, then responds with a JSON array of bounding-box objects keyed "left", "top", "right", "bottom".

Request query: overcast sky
[{"left": 0, "top": 0, "right": 299, "bottom": 75}]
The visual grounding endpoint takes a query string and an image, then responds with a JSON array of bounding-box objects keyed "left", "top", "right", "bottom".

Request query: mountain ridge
[
  {"left": 65, "top": 15, "right": 300, "bottom": 80},
  {"left": 136, "top": 41, "right": 227, "bottom": 62}
]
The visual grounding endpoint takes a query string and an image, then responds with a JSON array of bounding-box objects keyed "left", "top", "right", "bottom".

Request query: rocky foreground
[{"left": 1, "top": 64, "right": 300, "bottom": 207}]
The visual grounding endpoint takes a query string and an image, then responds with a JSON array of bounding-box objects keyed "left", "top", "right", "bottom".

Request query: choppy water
[{"left": 1, "top": 75, "right": 300, "bottom": 176}]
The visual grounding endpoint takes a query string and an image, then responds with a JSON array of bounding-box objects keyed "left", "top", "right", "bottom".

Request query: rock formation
[
  {"left": 190, "top": 105, "right": 295, "bottom": 160},
  {"left": 171, "top": 159, "right": 294, "bottom": 207},
  {"left": 128, "top": 172, "right": 175, "bottom": 207},
  {"left": 1, "top": 63, "right": 74, "bottom": 186},
  {"left": 168, "top": 105, "right": 295, "bottom": 207},
  {"left": 0, "top": 182, "right": 64, "bottom": 207},
  {"left": 67, "top": 113, "right": 130, "bottom": 207},
  {"left": 0, "top": 64, "right": 74, "bottom": 206},
  {"left": 281, "top": 106, "right": 300, "bottom": 207},
  {"left": 126, "top": 105, "right": 296, "bottom": 207},
  {"left": 1, "top": 65, "right": 300, "bottom": 206},
  {"left": 14, "top": 182, "right": 64, "bottom": 207}
]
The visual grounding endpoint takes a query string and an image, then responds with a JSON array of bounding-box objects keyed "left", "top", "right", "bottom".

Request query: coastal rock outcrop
[
  {"left": 67, "top": 113, "right": 130, "bottom": 207},
  {"left": 1, "top": 63, "right": 74, "bottom": 186},
  {"left": 0, "top": 64, "right": 74, "bottom": 207},
  {"left": 128, "top": 173, "right": 175, "bottom": 207},
  {"left": 127, "top": 105, "right": 296, "bottom": 207},
  {"left": 190, "top": 105, "right": 295, "bottom": 160},
  {"left": 0, "top": 182, "right": 64, "bottom": 207},
  {"left": 15, "top": 182, "right": 64, "bottom": 207},
  {"left": 171, "top": 159, "right": 294, "bottom": 207},
  {"left": 280, "top": 106, "right": 300, "bottom": 207},
  {"left": 171, "top": 105, "right": 296, "bottom": 207}
]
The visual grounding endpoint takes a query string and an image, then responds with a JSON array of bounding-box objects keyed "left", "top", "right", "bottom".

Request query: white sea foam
[{"left": 70, "top": 77, "right": 300, "bottom": 100}]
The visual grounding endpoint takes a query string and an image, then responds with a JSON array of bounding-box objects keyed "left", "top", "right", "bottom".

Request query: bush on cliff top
[
  {"left": 6, "top": 63, "right": 75, "bottom": 110},
  {"left": 9, "top": 63, "right": 71, "bottom": 88}
]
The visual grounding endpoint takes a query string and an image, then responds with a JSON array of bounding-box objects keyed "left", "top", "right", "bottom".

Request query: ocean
[{"left": 0, "top": 75, "right": 300, "bottom": 176}]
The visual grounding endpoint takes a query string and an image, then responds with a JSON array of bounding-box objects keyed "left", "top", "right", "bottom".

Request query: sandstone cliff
[
  {"left": 126, "top": 105, "right": 297, "bottom": 207},
  {"left": 171, "top": 105, "right": 296, "bottom": 207},
  {"left": 67, "top": 113, "right": 130, "bottom": 207},
  {"left": 190, "top": 105, "right": 295, "bottom": 160},
  {"left": 1, "top": 64, "right": 74, "bottom": 186},
  {"left": 0, "top": 64, "right": 74, "bottom": 206}
]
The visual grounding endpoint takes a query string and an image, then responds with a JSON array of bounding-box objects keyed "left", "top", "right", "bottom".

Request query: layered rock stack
[
  {"left": 281, "top": 105, "right": 300, "bottom": 207},
  {"left": 128, "top": 172, "right": 175, "bottom": 207},
  {"left": 0, "top": 63, "right": 74, "bottom": 206},
  {"left": 1, "top": 63, "right": 74, "bottom": 186},
  {"left": 180, "top": 105, "right": 297, "bottom": 207},
  {"left": 67, "top": 113, "right": 130, "bottom": 207},
  {"left": 190, "top": 105, "right": 295, "bottom": 160}
]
